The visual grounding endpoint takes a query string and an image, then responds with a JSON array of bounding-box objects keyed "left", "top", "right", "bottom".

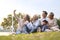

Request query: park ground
[{"left": 0, "top": 32, "right": 60, "bottom": 40}]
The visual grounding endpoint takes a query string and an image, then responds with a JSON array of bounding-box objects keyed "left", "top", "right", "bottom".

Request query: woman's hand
[{"left": 14, "top": 10, "right": 16, "bottom": 13}]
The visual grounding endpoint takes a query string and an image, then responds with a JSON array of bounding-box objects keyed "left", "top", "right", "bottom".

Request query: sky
[{"left": 0, "top": 0, "right": 60, "bottom": 23}]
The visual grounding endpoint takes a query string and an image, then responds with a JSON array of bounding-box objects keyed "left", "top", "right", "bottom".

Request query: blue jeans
[
  {"left": 25, "top": 25, "right": 38, "bottom": 33},
  {"left": 16, "top": 27, "right": 28, "bottom": 34},
  {"left": 30, "top": 25, "right": 41, "bottom": 33},
  {"left": 41, "top": 25, "right": 49, "bottom": 32}
]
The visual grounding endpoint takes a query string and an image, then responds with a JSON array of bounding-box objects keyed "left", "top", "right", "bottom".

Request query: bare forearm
[{"left": 13, "top": 10, "right": 19, "bottom": 21}]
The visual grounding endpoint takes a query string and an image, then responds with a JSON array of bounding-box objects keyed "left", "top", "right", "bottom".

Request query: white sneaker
[{"left": 45, "top": 29, "right": 52, "bottom": 32}]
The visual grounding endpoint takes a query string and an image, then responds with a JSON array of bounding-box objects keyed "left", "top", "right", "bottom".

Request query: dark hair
[
  {"left": 43, "top": 20, "right": 48, "bottom": 24},
  {"left": 26, "top": 15, "right": 30, "bottom": 22},
  {"left": 43, "top": 11, "right": 48, "bottom": 15}
]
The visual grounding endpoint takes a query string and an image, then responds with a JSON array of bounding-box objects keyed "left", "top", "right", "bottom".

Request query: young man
[
  {"left": 38, "top": 11, "right": 49, "bottom": 32},
  {"left": 39, "top": 11, "right": 48, "bottom": 25}
]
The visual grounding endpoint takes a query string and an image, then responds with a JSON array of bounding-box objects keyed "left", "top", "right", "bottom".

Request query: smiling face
[
  {"left": 42, "top": 20, "right": 48, "bottom": 25},
  {"left": 23, "top": 14, "right": 30, "bottom": 22},
  {"left": 48, "top": 12, "right": 54, "bottom": 19},
  {"left": 42, "top": 22, "right": 46, "bottom": 25},
  {"left": 42, "top": 12, "right": 47, "bottom": 18},
  {"left": 33, "top": 15, "right": 38, "bottom": 21},
  {"left": 42, "top": 11, "right": 48, "bottom": 18}
]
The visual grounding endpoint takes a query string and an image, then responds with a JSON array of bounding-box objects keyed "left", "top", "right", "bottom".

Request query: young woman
[
  {"left": 14, "top": 10, "right": 31, "bottom": 34},
  {"left": 30, "top": 15, "right": 41, "bottom": 33},
  {"left": 48, "top": 12, "right": 60, "bottom": 31}
]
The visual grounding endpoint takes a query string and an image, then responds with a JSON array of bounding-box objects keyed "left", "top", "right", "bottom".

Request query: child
[{"left": 41, "top": 20, "right": 49, "bottom": 32}]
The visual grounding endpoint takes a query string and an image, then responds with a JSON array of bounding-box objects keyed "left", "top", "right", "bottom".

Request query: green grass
[{"left": 0, "top": 32, "right": 60, "bottom": 40}]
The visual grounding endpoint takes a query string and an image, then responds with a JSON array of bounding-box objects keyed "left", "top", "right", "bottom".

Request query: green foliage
[
  {"left": 1, "top": 14, "right": 12, "bottom": 29},
  {"left": 38, "top": 15, "right": 41, "bottom": 19},
  {"left": 57, "top": 18, "right": 60, "bottom": 28},
  {"left": 1, "top": 13, "right": 23, "bottom": 31}
]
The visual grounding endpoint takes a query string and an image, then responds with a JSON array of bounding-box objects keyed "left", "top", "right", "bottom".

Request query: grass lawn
[{"left": 0, "top": 32, "right": 60, "bottom": 40}]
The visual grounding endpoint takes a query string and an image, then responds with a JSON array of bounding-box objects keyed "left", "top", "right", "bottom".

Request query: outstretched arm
[{"left": 13, "top": 10, "right": 20, "bottom": 21}]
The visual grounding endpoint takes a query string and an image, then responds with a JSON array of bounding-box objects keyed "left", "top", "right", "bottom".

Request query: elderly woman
[{"left": 48, "top": 12, "right": 60, "bottom": 31}]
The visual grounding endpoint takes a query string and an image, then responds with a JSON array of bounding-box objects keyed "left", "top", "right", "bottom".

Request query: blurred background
[{"left": 0, "top": 0, "right": 60, "bottom": 32}]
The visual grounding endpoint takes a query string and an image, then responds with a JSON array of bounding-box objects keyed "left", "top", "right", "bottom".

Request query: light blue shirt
[
  {"left": 32, "top": 19, "right": 41, "bottom": 29},
  {"left": 27, "top": 20, "right": 40, "bottom": 33}
]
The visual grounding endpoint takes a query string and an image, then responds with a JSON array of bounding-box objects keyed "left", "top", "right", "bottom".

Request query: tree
[
  {"left": 1, "top": 12, "right": 24, "bottom": 32},
  {"left": 1, "top": 14, "right": 12, "bottom": 30},
  {"left": 57, "top": 18, "right": 60, "bottom": 29},
  {"left": 38, "top": 15, "right": 41, "bottom": 19}
]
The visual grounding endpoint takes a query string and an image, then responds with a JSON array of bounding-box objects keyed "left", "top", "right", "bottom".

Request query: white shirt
[
  {"left": 17, "top": 18, "right": 29, "bottom": 30},
  {"left": 32, "top": 19, "right": 41, "bottom": 29},
  {"left": 47, "top": 18, "right": 59, "bottom": 28},
  {"left": 26, "top": 19, "right": 41, "bottom": 30},
  {"left": 17, "top": 19, "right": 24, "bottom": 31}
]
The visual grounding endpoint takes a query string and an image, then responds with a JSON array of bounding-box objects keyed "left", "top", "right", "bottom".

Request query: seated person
[
  {"left": 29, "top": 15, "right": 41, "bottom": 33},
  {"left": 48, "top": 12, "right": 60, "bottom": 31},
  {"left": 14, "top": 10, "right": 30, "bottom": 34},
  {"left": 41, "top": 20, "right": 49, "bottom": 32},
  {"left": 39, "top": 11, "right": 48, "bottom": 25}
]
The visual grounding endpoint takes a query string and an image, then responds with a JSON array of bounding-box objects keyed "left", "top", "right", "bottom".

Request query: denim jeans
[
  {"left": 41, "top": 25, "right": 49, "bottom": 32},
  {"left": 16, "top": 26, "right": 28, "bottom": 34}
]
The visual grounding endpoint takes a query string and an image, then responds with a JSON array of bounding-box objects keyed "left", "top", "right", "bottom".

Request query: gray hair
[{"left": 50, "top": 12, "right": 54, "bottom": 16}]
